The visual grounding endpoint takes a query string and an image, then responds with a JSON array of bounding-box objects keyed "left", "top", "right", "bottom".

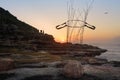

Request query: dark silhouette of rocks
[
  {"left": 0, "top": 7, "right": 119, "bottom": 80},
  {"left": 0, "top": 7, "right": 54, "bottom": 50},
  {"left": 0, "top": 7, "right": 107, "bottom": 57},
  {"left": 0, "top": 58, "right": 14, "bottom": 71}
]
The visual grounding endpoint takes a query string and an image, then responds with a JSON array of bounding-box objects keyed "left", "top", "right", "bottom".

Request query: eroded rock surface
[
  {"left": 0, "top": 61, "right": 120, "bottom": 80},
  {"left": 0, "top": 58, "right": 14, "bottom": 71},
  {"left": 63, "top": 60, "right": 84, "bottom": 78}
]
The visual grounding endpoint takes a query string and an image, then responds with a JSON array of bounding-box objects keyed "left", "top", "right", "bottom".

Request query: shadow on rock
[
  {"left": 0, "top": 73, "right": 15, "bottom": 80},
  {"left": 22, "top": 74, "right": 102, "bottom": 80}
]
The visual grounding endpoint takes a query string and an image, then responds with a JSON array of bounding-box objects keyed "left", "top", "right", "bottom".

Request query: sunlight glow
[{"left": 0, "top": 0, "right": 120, "bottom": 43}]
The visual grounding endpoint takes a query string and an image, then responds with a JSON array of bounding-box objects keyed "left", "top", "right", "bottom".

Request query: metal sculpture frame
[{"left": 56, "top": 0, "right": 95, "bottom": 44}]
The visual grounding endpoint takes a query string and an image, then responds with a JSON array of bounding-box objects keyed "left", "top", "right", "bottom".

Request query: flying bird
[{"left": 104, "top": 12, "right": 108, "bottom": 14}]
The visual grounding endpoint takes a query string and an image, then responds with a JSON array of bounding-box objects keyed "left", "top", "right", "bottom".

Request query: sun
[
  {"left": 55, "top": 38, "right": 66, "bottom": 43},
  {"left": 61, "top": 39, "right": 65, "bottom": 43}
]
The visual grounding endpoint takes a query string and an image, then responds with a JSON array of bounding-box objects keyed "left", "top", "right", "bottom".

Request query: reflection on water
[{"left": 86, "top": 41, "right": 120, "bottom": 61}]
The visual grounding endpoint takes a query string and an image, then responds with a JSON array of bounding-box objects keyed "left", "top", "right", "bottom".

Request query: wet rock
[
  {"left": 0, "top": 53, "right": 12, "bottom": 57},
  {"left": 22, "top": 74, "right": 102, "bottom": 80},
  {"left": 81, "top": 57, "right": 108, "bottom": 65},
  {"left": 84, "top": 65, "right": 120, "bottom": 80},
  {"left": 23, "top": 75, "right": 53, "bottom": 80},
  {"left": 63, "top": 60, "right": 84, "bottom": 78},
  {"left": 16, "top": 62, "right": 48, "bottom": 68},
  {"left": 0, "top": 73, "right": 15, "bottom": 80},
  {"left": 16, "top": 61, "right": 66, "bottom": 69},
  {"left": 0, "top": 61, "right": 120, "bottom": 80},
  {"left": 89, "top": 58, "right": 107, "bottom": 65},
  {"left": 0, "top": 58, "right": 14, "bottom": 71},
  {"left": 4, "top": 67, "right": 62, "bottom": 80},
  {"left": 48, "top": 61, "right": 66, "bottom": 68},
  {"left": 109, "top": 61, "right": 120, "bottom": 67}
]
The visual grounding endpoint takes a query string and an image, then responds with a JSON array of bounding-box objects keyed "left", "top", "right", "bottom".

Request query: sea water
[{"left": 87, "top": 41, "right": 120, "bottom": 61}]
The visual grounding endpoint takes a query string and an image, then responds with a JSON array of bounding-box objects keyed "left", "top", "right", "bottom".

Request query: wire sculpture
[{"left": 56, "top": 0, "right": 95, "bottom": 44}]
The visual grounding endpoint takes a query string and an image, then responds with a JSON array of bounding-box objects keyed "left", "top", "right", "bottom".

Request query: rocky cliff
[
  {"left": 0, "top": 7, "right": 54, "bottom": 50},
  {"left": 0, "top": 7, "right": 106, "bottom": 56}
]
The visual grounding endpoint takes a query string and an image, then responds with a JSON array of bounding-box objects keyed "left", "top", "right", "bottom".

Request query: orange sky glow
[{"left": 0, "top": 0, "right": 120, "bottom": 43}]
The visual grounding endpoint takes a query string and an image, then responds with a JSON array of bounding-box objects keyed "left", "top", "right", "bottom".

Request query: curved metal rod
[
  {"left": 56, "top": 25, "right": 67, "bottom": 29},
  {"left": 84, "top": 23, "right": 95, "bottom": 30},
  {"left": 56, "top": 20, "right": 96, "bottom": 30},
  {"left": 56, "top": 22, "right": 67, "bottom": 29}
]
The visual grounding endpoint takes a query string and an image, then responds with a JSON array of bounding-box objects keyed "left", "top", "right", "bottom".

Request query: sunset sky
[{"left": 0, "top": 0, "right": 120, "bottom": 43}]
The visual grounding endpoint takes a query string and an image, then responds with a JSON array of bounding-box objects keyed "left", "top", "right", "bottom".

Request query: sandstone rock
[
  {"left": 109, "top": 61, "right": 120, "bottom": 67},
  {"left": 81, "top": 57, "right": 108, "bottom": 65},
  {"left": 88, "top": 58, "right": 108, "bottom": 65},
  {"left": 0, "top": 58, "right": 14, "bottom": 71},
  {"left": 84, "top": 65, "right": 120, "bottom": 80},
  {"left": 48, "top": 61, "right": 66, "bottom": 68},
  {"left": 0, "top": 53, "right": 11, "bottom": 57},
  {"left": 63, "top": 60, "right": 84, "bottom": 78}
]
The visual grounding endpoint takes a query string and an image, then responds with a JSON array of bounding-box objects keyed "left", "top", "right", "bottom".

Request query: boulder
[
  {"left": 63, "top": 60, "right": 84, "bottom": 78},
  {"left": 0, "top": 58, "right": 14, "bottom": 71}
]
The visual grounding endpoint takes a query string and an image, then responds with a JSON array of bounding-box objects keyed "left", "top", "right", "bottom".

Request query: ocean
[{"left": 86, "top": 41, "right": 120, "bottom": 61}]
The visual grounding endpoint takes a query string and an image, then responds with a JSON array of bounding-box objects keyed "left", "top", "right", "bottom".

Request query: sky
[{"left": 0, "top": 0, "right": 120, "bottom": 43}]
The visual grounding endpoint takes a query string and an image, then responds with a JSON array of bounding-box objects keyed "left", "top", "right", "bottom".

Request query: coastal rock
[
  {"left": 0, "top": 53, "right": 12, "bottom": 57},
  {"left": 2, "top": 67, "right": 62, "bottom": 80},
  {"left": 81, "top": 57, "right": 108, "bottom": 65},
  {"left": 0, "top": 61, "right": 120, "bottom": 80},
  {"left": 63, "top": 60, "right": 84, "bottom": 78},
  {"left": 109, "top": 61, "right": 120, "bottom": 67},
  {"left": 0, "top": 58, "right": 14, "bottom": 71},
  {"left": 0, "top": 7, "right": 55, "bottom": 51},
  {"left": 0, "top": 7, "right": 107, "bottom": 58},
  {"left": 48, "top": 61, "right": 66, "bottom": 68},
  {"left": 84, "top": 64, "right": 120, "bottom": 80},
  {"left": 88, "top": 58, "right": 108, "bottom": 65}
]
